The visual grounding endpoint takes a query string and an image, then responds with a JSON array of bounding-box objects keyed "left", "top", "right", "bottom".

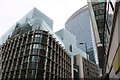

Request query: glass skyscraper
[{"left": 65, "top": 5, "right": 98, "bottom": 64}]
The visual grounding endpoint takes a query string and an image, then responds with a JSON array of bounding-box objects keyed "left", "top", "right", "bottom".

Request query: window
[
  {"left": 21, "top": 70, "right": 26, "bottom": 78},
  {"left": 38, "top": 57, "right": 45, "bottom": 69},
  {"left": 28, "top": 70, "right": 36, "bottom": 78},
  {"left": 26, "top": 44, "right": 32, "bottom": 55},
  {"left": 46, "top": 60, "right": 50, "bottom": 71},
  {"left": 29, "top": 62, "right": 37, "bottom": 69},
  {"left": 17, "top": 58, "right": 22, "bottom": 69},
  {"left": 34, "top": 34, "right": 41, "bottom": 43},
  {"left": 40, "top": 44, "right": 46, "bottom": 50},
  {"left": 15, "top": 70, "right": 19, "bottom": 78},
  {"left": 41, "top": 35, "right": 48, "bottom": 43},
  {"left": 28, "top": 35, "right": 32, "bottom": 43},
  {"left": 31, "top": 49, "right": 38, "bottom": 55},
  {"left": 10, "top": 71, "right": 14, "bottom": 79},
  {"left": 25, "top": 49, "right": 30, "bottom": 55},
  {"left": 23, "top": 63, "right": 27, "bottom": 69},
  {"left": 69, "top": 45, "right": 72, "bottom": 52},
  {"left": 30, "top": 56, "right": 38, "bottom": 62},
  {"left": 35, "top": 34, "right": 40, "bottom": 37},
  {"left": 16, "top": 48, "right": 20, "bottom": 57},
  {"left": 37, "top": 70, "right": 44, "bottom": 79},
  {"left": 26, "top": 44, "right": 32, "bottom": 50},
  {"left": 20, "top": 46, "right": 25, "bottom": 56},
  {"left": 23, "top": 56, "right": 28, "bottom": 63},
  {"left": 23, "top": 37, "right": 26, "bottom": 45},
  {"left": 33, "top": 44, "right": 40, "bottom": 49}
]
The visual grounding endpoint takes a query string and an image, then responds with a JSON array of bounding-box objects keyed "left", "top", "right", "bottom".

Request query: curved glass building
[{"left": 65, "top": 5, "right": 98, "bottom": 64}]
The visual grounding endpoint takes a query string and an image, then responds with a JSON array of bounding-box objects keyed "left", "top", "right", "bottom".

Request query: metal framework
[{"left": 1, "top": 30, "right": 71, "bottom": 80}]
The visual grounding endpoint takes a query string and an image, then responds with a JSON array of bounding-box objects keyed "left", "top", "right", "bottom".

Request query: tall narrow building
[
  {"left": 0, "top": 8, "right": 71, "bottom": 80},
  {"left": 65, "top": 5, "right": 98, "bottom": 64}
]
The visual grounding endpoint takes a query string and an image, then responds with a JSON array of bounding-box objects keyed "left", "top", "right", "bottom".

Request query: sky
[{"left": 0, "top": 0, "right": 87, "bottom": 38}]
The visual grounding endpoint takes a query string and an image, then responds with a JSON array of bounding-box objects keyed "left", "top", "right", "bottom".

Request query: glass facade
[
  {"left": 65, "top": 5, "right": 98, "bottom": 64},
  {"left": 0, "top": 8, "right": 53, "bottom": 44},
  {"left": 1, "top": 30, "right": 71, "bottom": 80},
  {"left": 0, "top": 8, "right": 72, "bottom": 80}
]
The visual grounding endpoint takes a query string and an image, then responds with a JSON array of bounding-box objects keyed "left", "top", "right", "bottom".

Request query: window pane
[
  {"left": 33, "top": 44, "right": 40, "bottom": 49},
  {"left": 23, "top": 63, "right": 27, "bottom": 69},
  {"left": 41, "top": 35, "right": 48, "bottom": 43},
  {"left": 21, "top": 70, "right": 26, "bottom": 78},
  {"left": 31, "top": 50, "right": 38, "bottom": 55},
  {"left": 27, "top": 70, "right": 36, "bottom": 78},
  {"left": 30, "top": 56, "right": 38, "bottom": 62},
  {"left": 23, "top": 57, "right": 28, "bottom": 63},
  {"left": 29, "top": 62, "right": 37, "bottom": 69},
  {"left": 25, "top": 49, "right": 30, "bottom": 55},
  {"left": 40, "top": 44, "right": 46, "bottom": 50}
]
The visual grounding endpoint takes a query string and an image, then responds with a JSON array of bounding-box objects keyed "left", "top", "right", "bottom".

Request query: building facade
[
  {"left": 73, "top": 54, "right": 99, "bottom": 80},
  {"left": 87, "top": 0, "right": 120, "bottom": 79},
  {"left": 1, "top": 30, "right": 71, "bottom": 80},
  {"left": 55, "top": 29, "right": 86, "bottom": 58},
  {"left": 0, "top": 7, "right": 53, "bottom": 44},
  {"left": 65, "top": 5, "right": 98, "bottom": 64},
  {"left": 0, "top": 8, "right": 72, "bottom": 80},
  {"left": 55, "top": 28, "right": 87, "bottom": 78}
]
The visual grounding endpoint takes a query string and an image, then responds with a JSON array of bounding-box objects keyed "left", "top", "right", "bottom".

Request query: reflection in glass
[{"left": 30, "top": 56, "right": 38, "bottom": 62}]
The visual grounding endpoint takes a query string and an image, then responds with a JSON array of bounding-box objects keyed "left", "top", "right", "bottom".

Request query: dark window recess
[
  {"left": 31, "top": 49, "right": 38, "bottom": 55},
  {"left": 45, "top": 72, "right": 50, "bottom": 80},
  {"left": 37, "top": 70, "right": 44, "bottom": 79},
  {"left": 27, "top": 69, "right": 36, "bottom": 78},
  {"left": 69, "top": 45, "right": 72, "bottom": 52},
  {"left": 41, "top": 35, "right": 48, "bottom": 43},
  {"left": 23, "top": 63, "right": 27, "bottom": 69},
  {"left": 40, "top": 48, "right": 46, "bottom": 56},
  {"left": 25, "top": 49, "right": 30, "bottom": 55},
  {"left": 10, "top": 71, "right": 14, "bottom": 79},
  {"left": 21, "top": 70, "right": 26, "bottom": 78},
  {"left": 38, "top": 57, "right": 45, "bottom": 69},
  {"left": 15, "top": 70, "right": 19, "bottom": 79},
  {"left": 29, "top": 62, "right": 37, "bottom": 69},
  {"left": 28, "top": 35, "right": 32, "bottom": 43},
  {"left": 30, "top": 56, "right": 38, "bottom": 62}
]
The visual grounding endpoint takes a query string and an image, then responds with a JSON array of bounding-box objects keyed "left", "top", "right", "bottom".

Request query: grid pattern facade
[
  {"left": 1, "top": 30, "right": 71, "bottom": 80},
  {"left": 82, "top": 57, "right": 99, "bottom": 79}
]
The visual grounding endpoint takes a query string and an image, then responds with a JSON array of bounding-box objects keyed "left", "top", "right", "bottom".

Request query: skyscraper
[
  {"left": 65, "top": 5, "right": 98, "bottom": 64},
  {"left": 0, "top": 8, "right": 71, "bottom": 80},
  {"left": 55, "top": 28, "right": 87, "bottom": 78}
]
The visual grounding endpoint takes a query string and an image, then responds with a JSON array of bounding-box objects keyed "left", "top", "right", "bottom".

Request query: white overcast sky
[{"left": 0, "top": 0, "right": 87, "bottom": 38}]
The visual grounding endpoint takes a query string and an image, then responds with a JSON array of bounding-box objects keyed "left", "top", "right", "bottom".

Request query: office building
[
  {"left": 87, "top": 0, "right": 120, "bottom": 79},
  {"left": 55, "top": 29, "right": 86, "bottom": 57},
  {"left": 65, "top": 5, "right": 98, "bottom": 64},
  {"left": 0, "top": 8, "right": 71, "bottom": 80},
  {"left": 56, "top": 28, "right": 87, "bottom": 78},
  {"left": 0, "top": 7, "right": 53, "bottom": 44},
  {"left": 73, "top": 54, "right": 99, "bottom": 79}
]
